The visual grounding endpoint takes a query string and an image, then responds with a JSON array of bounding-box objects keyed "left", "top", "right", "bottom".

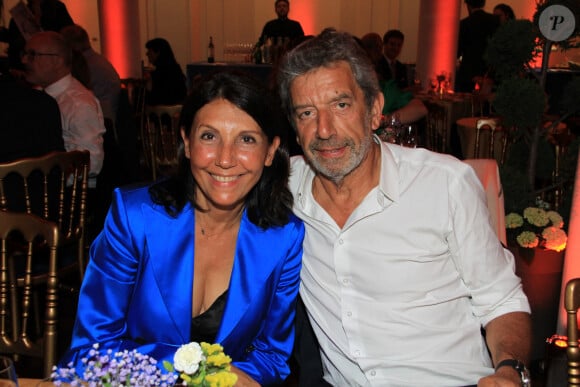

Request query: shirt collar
[
  {"left": 294, "top": 135, "right": 401, "bottom": 209},
  {"left": 44, "top": 73, "right": 73, "bottom": 98},
  {"left": 376, "top": 135, "right": 400, "bottom": 204}
]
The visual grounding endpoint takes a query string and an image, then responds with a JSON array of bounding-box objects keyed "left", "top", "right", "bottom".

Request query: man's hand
[{"left": 477, "top": 365, "right": 522, "bottom": 386}]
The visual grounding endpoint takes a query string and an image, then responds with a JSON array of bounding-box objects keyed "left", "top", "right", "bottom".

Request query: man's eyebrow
[{"left": 292, "top": 93, "right": 353, "bottom": 112}]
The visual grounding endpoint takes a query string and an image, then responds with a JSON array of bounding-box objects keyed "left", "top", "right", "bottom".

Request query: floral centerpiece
[
  {"left": 51, "top": 342, "right": 237, "bottom": 387},
  {"left": 164, "top": 342, "right": 238, "bottom": 387},
  {"left": 505, "top": 202, "right": 567, "bottom": 253}
]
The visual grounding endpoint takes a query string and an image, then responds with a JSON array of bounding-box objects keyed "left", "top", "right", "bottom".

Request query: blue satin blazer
[{"left": 60, "top": 185, "right": 304, "bottom": 385}]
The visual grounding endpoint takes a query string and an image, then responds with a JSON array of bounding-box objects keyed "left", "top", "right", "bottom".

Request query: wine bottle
[{"left": 208, "top": 36, "right": 215, "bottom": 63}]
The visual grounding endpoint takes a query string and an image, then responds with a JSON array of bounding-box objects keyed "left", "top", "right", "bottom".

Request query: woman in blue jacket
[{"left": 60, "top": 71, "right": 304, "bottom": 386}]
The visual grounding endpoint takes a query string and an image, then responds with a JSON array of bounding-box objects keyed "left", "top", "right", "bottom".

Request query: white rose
[{"left": 174, "top": 342, "right": 205, "bottom": 374}]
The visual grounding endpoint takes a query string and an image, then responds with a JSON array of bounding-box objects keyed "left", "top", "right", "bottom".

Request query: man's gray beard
[{"left": 305, "top": 134, "right": 373, "bottom": 185}]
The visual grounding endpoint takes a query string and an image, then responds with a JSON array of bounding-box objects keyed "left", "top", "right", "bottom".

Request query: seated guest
[
  {"left": 277, "top": 29, "right": 532, "bottom": 386},
  {"left": 0, "top": 73, "right": 64, "bottom": 162},
  {"left": 61, "top": 24, "right": 121, "bottom": 121},
  {"left": 144, "top": 37, "right": 187, "bottom": 106},
  {"left": 59, "top": 71, "right": 304, "bottom": 386},
  {"left": 22, "top": 31, "right": 106, "bottom": 186},
  {"left": 360, "top": 33, "right": 426, "bottom": 123}
]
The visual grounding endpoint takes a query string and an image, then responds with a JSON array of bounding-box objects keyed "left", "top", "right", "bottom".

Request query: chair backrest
[
  {"left": 0, "top": 151, "right": 90, "bottom": 280},
  {"left": 474, "top": 118, "right": 510, "bottom": 165},
  {"left": 424, "top": 100, "right": 448, "bottom": 153},
  {"left": 0, "top": 211, "right": 59, "bottom": 378},
  {"left": 142, "top": 104, "right": 183, "bottom": 181},
  {"left": 566, "top": 278, "right": 580, "bottom": 385}
]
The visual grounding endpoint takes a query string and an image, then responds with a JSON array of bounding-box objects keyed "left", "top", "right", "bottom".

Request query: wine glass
[
  {"left": 399, "top": 125, "right": 418, "bottom": 148},
  {"left": 0, "top": 357, "right": 18, "bottom": 387}
]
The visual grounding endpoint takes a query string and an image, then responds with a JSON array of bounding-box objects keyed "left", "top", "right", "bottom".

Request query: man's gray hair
[{"left": 276, "top": 29, "right": 380, "bottom": 127}]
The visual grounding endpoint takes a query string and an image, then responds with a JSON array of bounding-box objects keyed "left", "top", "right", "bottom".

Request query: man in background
[
  {"left": 378, "top": 29, "right": 409, "bottom": 89},
  {"left": 61, "top": 24, "right": 121, "bottom": 122},
  {"left": 22, "top": 31, "right": 105, "bottom": 186},
  {"left": 455, "top": 0, "right": 499, "bottom": 92},
  {"left": 259, "top": 0, "right": 304, "bottom": 46}
]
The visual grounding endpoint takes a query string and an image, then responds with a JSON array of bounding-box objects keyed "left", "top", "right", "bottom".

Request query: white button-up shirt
[
  {"left": 289, "top": 140, "right": 530, "bottom": 386},
  {"left": 45, "top": 74, "right": 106, "bottom": 182}
]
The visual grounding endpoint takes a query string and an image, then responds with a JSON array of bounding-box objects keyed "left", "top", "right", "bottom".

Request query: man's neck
[{"left": 311, "top": 141, "right": 381, "bottom": 228}]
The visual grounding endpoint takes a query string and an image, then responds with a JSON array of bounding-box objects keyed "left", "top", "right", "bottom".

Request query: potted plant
[{"left": 486, "top": 1, "right": 580, "bottom": 222}]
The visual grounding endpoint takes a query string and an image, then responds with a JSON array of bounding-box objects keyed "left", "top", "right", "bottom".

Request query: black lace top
[{"left": 190, "top": 290, "right": 228, "bottom": 343}]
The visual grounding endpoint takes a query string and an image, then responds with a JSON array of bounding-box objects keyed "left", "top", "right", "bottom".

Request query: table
[
  {"left": 456, "top": 116, "right": 507, "bottom": 163},
  {"left": 186, "top": 62, "right": 273, "bottom": 91},
  {"left": 18, "top": 379, "right": 46, "bottom": 387}
]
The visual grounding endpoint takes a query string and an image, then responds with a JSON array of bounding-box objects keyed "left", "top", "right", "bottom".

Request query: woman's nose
[{"left": 215, "top": 143, "right": 236, "bottom": 168}]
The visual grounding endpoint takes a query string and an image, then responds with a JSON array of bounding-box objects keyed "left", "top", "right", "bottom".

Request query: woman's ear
[{"left": 181, "top": 127, "right": 191, "bottom": 159}]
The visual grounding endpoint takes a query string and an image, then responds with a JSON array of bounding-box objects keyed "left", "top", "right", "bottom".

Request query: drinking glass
[
  {"left": 0, "top": 357, "right": 18, "bottom": 387},
  {"left": 399, "top": 125, "right": 418, "bottom": 148}
]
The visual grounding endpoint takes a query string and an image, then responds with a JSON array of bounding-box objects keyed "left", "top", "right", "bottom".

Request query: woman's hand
[{"left": 230, "top": 365, "right": 260, "bottom": 387}]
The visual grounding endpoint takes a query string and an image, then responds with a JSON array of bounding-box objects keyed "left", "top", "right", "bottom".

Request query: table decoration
[
  {"left": 51, "top": 341, "right": 237, "bottom": 387},
  {"left": 163, "top": 342, "right": 237, "bottom": 387}
]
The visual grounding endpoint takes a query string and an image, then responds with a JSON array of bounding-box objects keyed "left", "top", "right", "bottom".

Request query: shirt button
[
  {"left": 346, "top": 311, "right": 352, "bottom": 317},
  {"left": 354, "top": 350, "right": 361, "bottom": 356},
  {"left": 370, "top": 370, "right": 376, "bottom": 376},
  {"left": 338, "top": 239, "right": 344, "bottom": 245},
  {"left": 342, "top": 278, "right": 349, "bottom": 284}
]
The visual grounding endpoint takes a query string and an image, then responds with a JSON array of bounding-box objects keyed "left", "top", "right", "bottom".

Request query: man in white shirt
[
  {"left": 22, "top": 31, "right": 105, "bottom": 186},
  {"left": 277, "top": 30, "right": 532, "bottom": 386}
]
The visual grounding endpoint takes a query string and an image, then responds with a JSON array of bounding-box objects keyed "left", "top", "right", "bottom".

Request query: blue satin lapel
[
  {"left": 217, "top": 214, "right": 278, "bottom": 343},
  {"left": 142, "top": 202, "right": 194, "bottom": 343}
]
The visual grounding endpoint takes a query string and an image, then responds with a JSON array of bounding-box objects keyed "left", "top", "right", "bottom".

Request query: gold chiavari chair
[
  {"left": 0, "top": 151, "right": 90, "bottom": 281},
  {"left": 424, "top": 100, "right": 448, "bottom": 153},
  {"left": 474, "top": 118, "right": 510, "bottom": 165},
  {"left": 566, "top": 278, "right": 580, "bottom": 386},
  {"left": 142, "top": 105, "right": 183, "bottom": 181},
  {"left": 0, "top": 211, "right": 59, "bottom": 378}
]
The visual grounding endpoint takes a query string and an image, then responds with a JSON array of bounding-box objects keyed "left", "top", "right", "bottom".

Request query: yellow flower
[
  {"left": 546, "top": 211, "right": 564, "bottom": 228},
  {"left": 207, "top": 353, "right": 233, "bottom": 368},
  {"left": 205, "top": 371, "right": 238, "bottom": 387},
  {"left": 201, "top": 342, "right": 225, "bottom": 355}
]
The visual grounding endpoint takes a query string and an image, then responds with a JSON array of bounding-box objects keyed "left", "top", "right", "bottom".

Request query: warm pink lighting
[
  {"left": 291, "top": 1, "right": 316, "bottom": 36},
  {"left": 416, "top": 0, "right": 461, "bottom": 90},
  {"left": 557, "top": 149, "right": 580, "bottom": 334},
  {"left": 98, "top": 0, "right": 141, "bottom": 78}
]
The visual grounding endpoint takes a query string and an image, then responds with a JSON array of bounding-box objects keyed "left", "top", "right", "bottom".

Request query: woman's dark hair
[
  {"left": 149, "top": 71, "right": 293, "bottom": 229},
  {"left": 145, "top": 38, "right": 180, "bottom": 68}
]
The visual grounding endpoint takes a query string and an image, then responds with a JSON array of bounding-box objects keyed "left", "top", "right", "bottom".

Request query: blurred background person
[
  {"left": 144, "top": 37, "right": 187, "bottom": 106},
  {"left": 0, "top": 0, "right": 73, "bottom": 74},
  {"left": 0, "top": 72, "right": 64, "bottom": 162},
  {"left": 22, "top": 31, "right": 105, "bottom": 186},
  {"left": 61, "top": 24, "right": 121, "bottom": 122},
  {"left": 493, "top": 3, "right": 516, "bottom": 24},
  {"left": 455, "top": 0, "right": 499, "bottom": 92},
  {"left": 259, "top": 0, "right": 304, "bottom": 46},
  {"left": 381, "top": 29, "right": 409, "bottom": 90}
]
